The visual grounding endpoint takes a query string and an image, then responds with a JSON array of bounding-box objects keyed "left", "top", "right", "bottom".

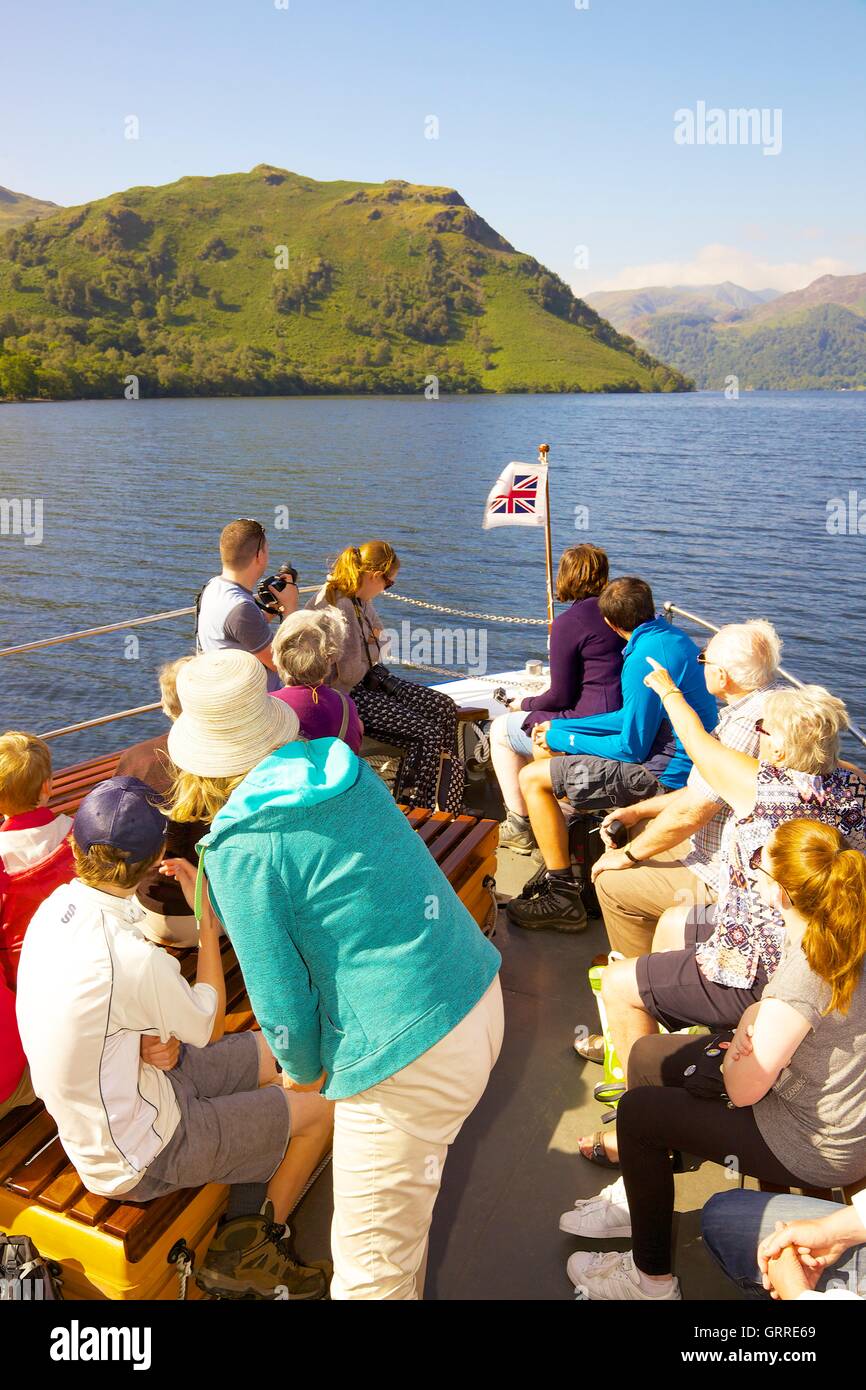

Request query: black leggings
[
  {"left": 618, "top": 1034, "right": 804, "bottom": 1275},
  {"left": 351, "top": 672, "right": 465, "bottom": 813}
]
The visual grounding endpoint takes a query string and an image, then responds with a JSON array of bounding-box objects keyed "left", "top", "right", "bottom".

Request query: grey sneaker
[{"left": 498, "top": 811, "right": 537, "bottom": 854}]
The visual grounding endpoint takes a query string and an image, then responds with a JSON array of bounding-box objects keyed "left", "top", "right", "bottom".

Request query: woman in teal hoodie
[{"left": 165, "top": 649, "right": 503, "bottom": 1301}]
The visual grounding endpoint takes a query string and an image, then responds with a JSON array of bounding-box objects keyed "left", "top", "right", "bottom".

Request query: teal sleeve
[{"left": 205, "top": 848, "right": 324, "bottom": 1084}]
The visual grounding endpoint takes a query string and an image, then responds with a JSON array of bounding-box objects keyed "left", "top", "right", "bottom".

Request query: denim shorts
[{"left": 504, "top": 711, "right": 535, "bottom": 756}]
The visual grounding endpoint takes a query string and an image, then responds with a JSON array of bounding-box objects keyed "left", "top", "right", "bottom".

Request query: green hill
[
  {"left": 642, "top": 304, "right": 866, "bottom": 390},
  {"left": 0, "top": 185, "right": 60, "bottom": 231},
  {"left": 600, "top": 273, "right": 866, "bottom": 390},
  {"left": 0, "top": 165, "right": 690, "bottom": 400}
]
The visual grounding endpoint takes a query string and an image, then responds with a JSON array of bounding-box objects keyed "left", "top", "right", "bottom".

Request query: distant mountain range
[
  {"left": 0, "top": 168, "right": 689, "bottom": 400},
  {"left": 586, "top": 281, "right": 781, "bottom": 337},
  {"left": 0, "top": 185, "right": 59, "bottom": 230},
  {"left": 587, "top": 276, "right": 866, "bottom": 389}
]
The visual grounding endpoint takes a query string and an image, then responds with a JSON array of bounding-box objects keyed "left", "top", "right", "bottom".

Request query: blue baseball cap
[{"left": 73, "top": 776, "right": 168, "bottom": 861}]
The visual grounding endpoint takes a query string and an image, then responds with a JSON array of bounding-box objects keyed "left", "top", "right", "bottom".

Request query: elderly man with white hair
[{"left": 590, "top": 618, "right": 784, "bottom": 963}]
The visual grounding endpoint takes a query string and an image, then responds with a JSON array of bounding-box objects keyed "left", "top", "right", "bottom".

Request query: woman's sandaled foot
[
  {"left": 574, "top": 1032, "right": 605, "bottom": 1064},
  {"left": 578, "top": 1129, "right": 620, "bottom": 1168}
]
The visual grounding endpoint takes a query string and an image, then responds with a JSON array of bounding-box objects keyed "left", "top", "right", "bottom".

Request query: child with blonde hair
[
  {"left": 0, "top": 730, "right": 76, "bottom": 1120},
  {"left": 0, "top": 730, "right": 75, "bottom": 989}
]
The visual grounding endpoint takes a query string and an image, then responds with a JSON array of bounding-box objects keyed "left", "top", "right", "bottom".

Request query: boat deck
[{"left": 292, "top": 845, "right": 739, "bottom": 1301}]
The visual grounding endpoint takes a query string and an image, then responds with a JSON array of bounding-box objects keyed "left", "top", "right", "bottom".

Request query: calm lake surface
[{"left": 1, "top": 390, "right": 864, "bottom": 768}]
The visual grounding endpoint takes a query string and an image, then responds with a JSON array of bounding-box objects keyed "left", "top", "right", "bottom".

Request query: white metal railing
[
  {"left": 662, "top": 603, "right": 866, "bottom": 750},
  {"left": 663, "top": 603, "right": 808, "bottom": 688},
  {"left": 0, "top": 608, "right": 198, "bottom": 659},
  {"left": 0, "top": 588, "right": 547, "bottom": 742},
  {"left": 2, "top": 595, "right": 864, "bottom": 750},
  {"left": 38, "top": 703, "right": 164, "bottom": 742}
]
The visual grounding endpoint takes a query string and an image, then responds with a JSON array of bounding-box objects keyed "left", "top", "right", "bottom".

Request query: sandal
[
  {"left": 574, "top": 1032, "right": 605, "bottom": 1065},
  {"left": 577, "top": 1129, "right": 620, "bottom": 1169},
  {"left": 593, "top": 1080, "right": 626, "bottom": 1106}
]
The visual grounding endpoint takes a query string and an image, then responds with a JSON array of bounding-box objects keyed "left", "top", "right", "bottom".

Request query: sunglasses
[
  {"left": 755, "top": 718, "right": 770, "bottom": 737},
  {"left": 382, "top": 574, "right": 396, "bottom": 590},
  {"left": 238, "top": 517, "right": 267, "bottom": 553},
  {"left": 697, "top": 648, "right": 723, "bottom": 668},
  {"left": 748, "top": 845, "right": 777, "bottom": 883}
]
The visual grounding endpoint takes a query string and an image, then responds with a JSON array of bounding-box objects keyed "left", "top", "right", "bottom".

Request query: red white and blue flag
[{"left": 483, "top": 461, "right": 548, "bottom": 530}]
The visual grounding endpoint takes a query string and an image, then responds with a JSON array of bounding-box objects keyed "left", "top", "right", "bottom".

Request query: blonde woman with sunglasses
[{"left": 308, "top": 541, "right": 465, "bottom": 812}]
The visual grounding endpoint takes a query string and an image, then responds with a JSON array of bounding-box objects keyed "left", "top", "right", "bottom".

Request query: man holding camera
[{"left": 196, "top": 519, "right": 298, "bottom": 693}]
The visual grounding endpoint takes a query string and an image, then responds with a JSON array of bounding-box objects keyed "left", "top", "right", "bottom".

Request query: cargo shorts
[{"left": 125, "top": 1032, "right": 290, "bottom": 1203}]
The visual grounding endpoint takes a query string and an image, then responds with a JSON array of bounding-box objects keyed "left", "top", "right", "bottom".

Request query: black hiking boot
[
  {"left": 505, "top": 874, "right": 588, "bottom": 933},
  {"left": 516, "top": 860, "right": 549, "bottom": 900}
]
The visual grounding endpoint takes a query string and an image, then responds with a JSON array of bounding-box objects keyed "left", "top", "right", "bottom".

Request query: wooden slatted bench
[
  {"left": 2, "top": 744, "right": 498, "bottom": 1299},
  {"left": 754, "top": 1174, "right": 866, "bottom": 1206},
  {"left": 48, "top": 751, "right": 126, "bottom": 814}
]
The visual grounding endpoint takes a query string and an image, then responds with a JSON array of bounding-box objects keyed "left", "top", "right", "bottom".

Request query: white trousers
[{"left": 329, "top": 975, "right": 504, "bottom": 1300}]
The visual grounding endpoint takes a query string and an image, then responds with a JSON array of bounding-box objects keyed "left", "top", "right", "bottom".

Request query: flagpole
[{"left": 539, "top": 442, "right": 554, "bottom": 633}]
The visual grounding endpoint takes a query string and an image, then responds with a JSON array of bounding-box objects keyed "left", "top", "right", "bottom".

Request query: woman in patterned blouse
[{"left": 596, "top": 676, "right": 866, "bottom": 1138}]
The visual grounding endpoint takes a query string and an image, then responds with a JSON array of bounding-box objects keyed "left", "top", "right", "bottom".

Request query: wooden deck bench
[
  {"left": 2, "top": 745, "right": 498, "bottom": 1299},
  {"left": 754, "top": 1174, "right": 866, "bottom": 1206}
]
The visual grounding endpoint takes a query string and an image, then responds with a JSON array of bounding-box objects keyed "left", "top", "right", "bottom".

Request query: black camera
[
  {"left": 254, "top": 564, "right": 298, "bottom": 615},
  {"left": 605, "top": 817, "right": 629, "bottom": 849},
  {"left": 362, "top": 663, "right": 403, "bottom": 698}
]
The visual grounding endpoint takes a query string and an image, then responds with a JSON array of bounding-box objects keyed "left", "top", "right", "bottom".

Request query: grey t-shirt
[
  {"left": 197, "top": 577, "right": 279, "bottom": 692},
  {"left": 754, "top": 937, "right": 866, "bottom": 1187}
]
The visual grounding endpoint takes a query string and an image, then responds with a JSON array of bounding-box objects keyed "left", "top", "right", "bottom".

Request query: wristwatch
[{"left": 624, "top": 848, "right": 642, "bottom": 866}]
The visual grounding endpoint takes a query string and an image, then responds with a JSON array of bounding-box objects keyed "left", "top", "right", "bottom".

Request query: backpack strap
[
  {"left": 194, "top": 847, "right": 207, "bottom": 922},
  {"left": 193, "top": 581, "right": 209, "bottom": 653},
  {"left": 336, "top": 691, "right": 350, "bottom": 742}
]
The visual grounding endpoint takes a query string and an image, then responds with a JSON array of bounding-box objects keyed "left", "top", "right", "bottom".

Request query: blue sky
[{"left": 3, "top": 0, "right": 864, "bottom": 293}]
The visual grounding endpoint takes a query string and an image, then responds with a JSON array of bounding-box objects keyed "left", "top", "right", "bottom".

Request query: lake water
[{"left": 1, "top": 390, "right": 864, "bottom": 769}]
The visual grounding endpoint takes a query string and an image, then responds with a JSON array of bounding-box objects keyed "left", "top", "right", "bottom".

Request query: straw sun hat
[{"left": 167, "top": 649, "right": 299, "bottom": 777}]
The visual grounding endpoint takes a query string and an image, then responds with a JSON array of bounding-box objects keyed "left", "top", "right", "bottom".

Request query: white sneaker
[
  {"left": 559, "top": 1176, "right": 632, "bottom": 1237},
  {"left": 568, "top": 1248, "right": 681, "bottom": 1301}
]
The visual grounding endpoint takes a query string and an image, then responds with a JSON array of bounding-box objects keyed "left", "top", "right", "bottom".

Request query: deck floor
[{"left": 292, "top": 845, "right": 741, "bottom": 1301}]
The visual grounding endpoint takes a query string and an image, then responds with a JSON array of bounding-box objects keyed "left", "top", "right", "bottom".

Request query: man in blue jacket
[{"left": 507, "top": 578, "right": 718, "bottom": 932}]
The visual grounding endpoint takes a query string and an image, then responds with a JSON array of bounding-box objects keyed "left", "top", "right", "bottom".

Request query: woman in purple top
[
  {"left": 491, "top": 545, "right": 625, "bottom": 853},
  {"left": 271, "top": 610, "right": 364, "bottom": 754}
]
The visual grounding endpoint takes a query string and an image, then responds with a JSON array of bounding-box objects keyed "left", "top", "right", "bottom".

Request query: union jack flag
[
  {"left": 483, "top": 461, "right": 548, "bottom": 529},
  {"left": 490, "top": 471, "right": 541, "bottom": 515}
]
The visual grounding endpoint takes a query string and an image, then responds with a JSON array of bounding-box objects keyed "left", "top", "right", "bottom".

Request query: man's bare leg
[
  {"left": 255, "top": 1033, "right": 334, "bottom": 1224},
  {"left": 519, "top": 760, "right": 570, "bottom": 870}
]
